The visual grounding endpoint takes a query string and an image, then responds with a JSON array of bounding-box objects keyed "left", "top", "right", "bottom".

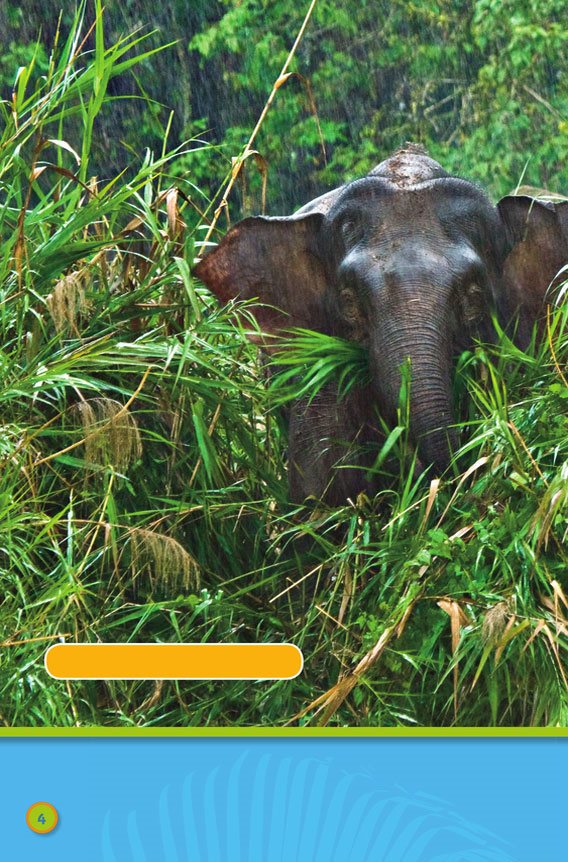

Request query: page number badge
[{"left": 26, "top": 801, "right": 58, "bottom": 834}]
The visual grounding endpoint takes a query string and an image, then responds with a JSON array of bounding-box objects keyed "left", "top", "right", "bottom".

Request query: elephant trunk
[{"left": 370, "top": 313, "right": 458, "bottom": 472}]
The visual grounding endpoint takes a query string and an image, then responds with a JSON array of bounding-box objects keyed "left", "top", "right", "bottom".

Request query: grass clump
[{"left": 0, "top": 5, "right": 566, "bottom": 728}]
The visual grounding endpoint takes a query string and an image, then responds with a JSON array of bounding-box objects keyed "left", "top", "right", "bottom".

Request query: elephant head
[{"left": 194, "top": 144, "right": 568, "bottom": 502}]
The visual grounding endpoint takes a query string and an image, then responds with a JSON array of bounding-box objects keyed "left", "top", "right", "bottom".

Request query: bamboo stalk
[{"left": 200, "top": 0, "right": 319, "bottom": 249}]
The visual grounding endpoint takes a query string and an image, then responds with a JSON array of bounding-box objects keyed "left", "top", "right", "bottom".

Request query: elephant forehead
[
  {"left": 327, "top": 177, "right": 497, "bottom": 243},
  {"left": 328, "top": 181, "right": 443, "bottom": 232},
  {"left": 327, "top": 179, "right": 425, "bottom": 226},
  {"left": 369, "top": 148, "right": 449, "bottom": 188}
]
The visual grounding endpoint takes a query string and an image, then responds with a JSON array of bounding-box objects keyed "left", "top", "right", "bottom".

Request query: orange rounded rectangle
[{"left": 44, "top": 643, "right": 303, "bottom": 680}]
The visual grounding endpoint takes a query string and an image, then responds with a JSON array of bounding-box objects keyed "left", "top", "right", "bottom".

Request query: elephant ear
[
  {"left": 497, "top": 195, "right": 568, "bottom": 344},
  {"left": 193, "top": 212, "right": 329, "bottom": 342}
]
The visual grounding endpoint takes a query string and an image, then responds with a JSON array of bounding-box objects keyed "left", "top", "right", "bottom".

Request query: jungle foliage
[
  {"left": 0, "top": 2, "right": 566, "bottom": 727},
  {"left": 1, "top": 0, "right": 566, "bottom": 210}
]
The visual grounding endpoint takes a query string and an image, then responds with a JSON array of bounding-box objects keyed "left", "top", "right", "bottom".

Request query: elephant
[{"left": 194, "top": 143, "right": 568, "bottom": 504}]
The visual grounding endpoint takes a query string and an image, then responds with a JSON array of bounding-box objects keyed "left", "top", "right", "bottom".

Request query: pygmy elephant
[{"left": 194, "top": 144, "right": 568, "bottom": 504}]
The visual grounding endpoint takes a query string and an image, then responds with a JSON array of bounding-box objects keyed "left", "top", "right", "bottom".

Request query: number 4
[{"left": 38, "top": 814, "right": 46, "bottom": 825}]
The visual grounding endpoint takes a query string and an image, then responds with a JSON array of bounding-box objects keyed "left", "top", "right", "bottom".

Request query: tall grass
[{"left": 0, "top": 5, "right": 566, "bottom": 727}]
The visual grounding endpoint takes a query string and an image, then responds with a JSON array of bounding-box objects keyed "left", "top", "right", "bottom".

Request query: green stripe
[{"left": 1, "top": 727, "right": 567, "bottom": 737}]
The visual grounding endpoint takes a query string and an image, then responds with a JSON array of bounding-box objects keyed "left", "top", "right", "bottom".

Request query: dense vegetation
[
  {"left": 0, "top": 2, "right": 566, "bottom": 727},
  {"left": 1, "top": 0, "right": 566, "bottom": 209}
]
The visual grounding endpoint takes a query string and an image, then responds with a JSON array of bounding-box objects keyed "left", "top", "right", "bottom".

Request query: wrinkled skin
[{"left": 194, "top": 144, "right": 568, "bottom": 504}]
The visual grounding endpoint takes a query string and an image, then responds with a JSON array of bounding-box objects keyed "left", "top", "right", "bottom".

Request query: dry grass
[
  {"left": 128, "top": 526, "right": 200, "bottom": 593},
  {"left": 46, "top": 272, "right": 90, "bottom": 335},
  {"left": 72, "top": 398, "right": 143, "bottom": 471}
]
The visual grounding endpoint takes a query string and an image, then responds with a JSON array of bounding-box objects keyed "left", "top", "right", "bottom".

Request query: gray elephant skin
[{"left": 194, "top": 144, "right": 568, "bottom": 504}]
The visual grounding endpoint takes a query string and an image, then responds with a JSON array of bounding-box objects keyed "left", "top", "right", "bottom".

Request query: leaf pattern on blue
[{"left": 101, "top": 754, "right": 518, "bottom": 862}]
